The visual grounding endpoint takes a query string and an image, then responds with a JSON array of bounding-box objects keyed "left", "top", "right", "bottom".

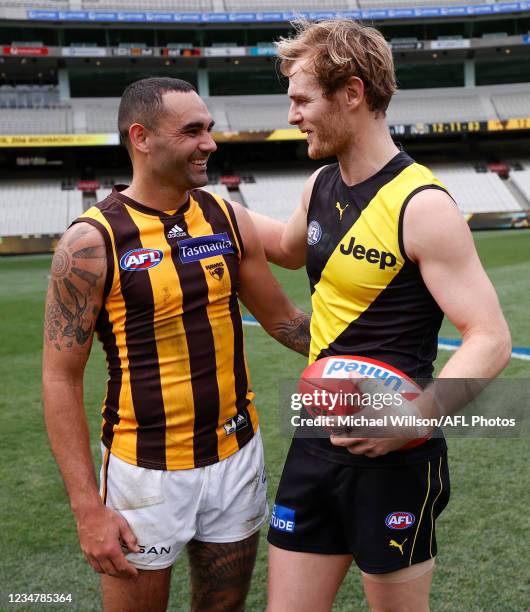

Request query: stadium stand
[
  {"left": 218, "top": 96, "right": 291, "bottom": 131},
  {"left": 0, "top": 0, "right": 509, "bottom": 8},
  {"left": 0, "top": 180, "right": 83, "bottom": 236},
  {"left": 239, "top": 170, "right": 308, "bottom": 221},
  {"left": 0, "top": 0, "right": 68, "bottom": 7},
  {"left": 4, "top": 85, "right": 529, "bottom": 135},
  {"left": 0, "top": 86, "right": 60, "bottom": 110},
  {"left": 510, "top": 168, "right": 530, "bottom": 205},
  {"left": 358, "top": 0, "right": 494, "bottom": 6},
  {"left": 432, "top": 165, "right": 523, "bottom": 213},
  {"left": 224, "top": 0, "right": 351, "bottom": 9},
  {"left": 70, "top": 98, "right": 119, "bottom": 134},
  {"left": 388, "top": 87, "right": 496, "bottom": 124},
  {"left": 0, "top": 2, "right": 527, "bottom": 241},
  {"left": 491, "top": 91, "right": 530, "bottom": 121},
  {"left": 202, "top": 183, "right": 232, "bottom": 201},
  {"left": 0, "top": 108, "right": 70, "bottom": 134},
  {"left": 0, "top": 164, "right": 524, "bottom": 239},
  {"left": 81, "top": 0, "right": 214, "bottom": 9}
]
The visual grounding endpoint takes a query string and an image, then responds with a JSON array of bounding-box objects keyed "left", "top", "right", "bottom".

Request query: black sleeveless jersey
[
  {"left": 307, "top": 151, "right": 448, "bottom": 379},
  {"left": 301, "top": 152, "right": 450, "bottom": 465}
]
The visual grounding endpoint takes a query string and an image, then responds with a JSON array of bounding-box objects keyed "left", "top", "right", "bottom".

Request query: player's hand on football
[
  {"left": 328, "top": 376, "right": 429, "bottom": 456},
  {"left": 75, "top": 505, "right": 139, "bottom": 578},
  {"left": 329, "top": 435, "right": 415, "bottom": 457}
]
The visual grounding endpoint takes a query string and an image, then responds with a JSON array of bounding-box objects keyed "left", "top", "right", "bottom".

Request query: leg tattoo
[{"left": 187, "top": 532, "right": 260, "bottom": 612}]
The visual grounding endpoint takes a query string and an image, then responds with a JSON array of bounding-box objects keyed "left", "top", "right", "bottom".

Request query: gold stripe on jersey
[
  {"left": 78, "top": 206, "right": 136, "bottom": 461},
  {"left": 134, "top": 210, "right": 196, "bottom": 471},
  {"left": 209, "top": 192, "right": 244, "bottom": 259},
  {"left": 207, "top": 193, "right": 259, "bottom": 435},
  {"left": 309, "top": 163, "right": 446, "bottom": 363},
  {"left": 190, "top": 195, "right": 240, "bottom": 460}
]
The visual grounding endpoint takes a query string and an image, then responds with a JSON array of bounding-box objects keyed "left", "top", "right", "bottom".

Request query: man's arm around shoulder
[
  {"left": 42, "top": 222, "right": 139, "bottom": 578},
  {"left": 230, "top": 202, "right": 311, "bottom": 356},
  {"left": 246, "top": 167, "right": 325, "bottom": 269}
]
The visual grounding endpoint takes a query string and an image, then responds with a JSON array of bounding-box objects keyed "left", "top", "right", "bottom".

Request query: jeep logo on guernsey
[
  {"left": 270, "top": 504, "right": 295, "bottom": 533},
  {"left": 120, "top": 248, "right": 163, "bottom": 271},
  {"left": 179, "top": 232, "right": 234, "bottom": 264},
  {"left": 385, "top": 512, "right": 415, "bottom": 530},
  {"left": 340, "top": 237, "right": 397, "bottom": 270}
]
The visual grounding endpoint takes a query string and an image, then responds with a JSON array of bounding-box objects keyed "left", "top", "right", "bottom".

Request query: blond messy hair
[{"left": 276, "top": 19, "right": 397, "bottom": 114}]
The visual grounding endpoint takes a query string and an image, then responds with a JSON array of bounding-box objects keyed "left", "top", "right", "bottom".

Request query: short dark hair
[{"left": 118, "top": 77, "right": 196, "bottom": 151}]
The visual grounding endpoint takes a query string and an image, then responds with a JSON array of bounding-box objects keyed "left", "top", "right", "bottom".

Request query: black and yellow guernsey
[{"left": 303, "top": 151, "right": 449, "bottom": 465}]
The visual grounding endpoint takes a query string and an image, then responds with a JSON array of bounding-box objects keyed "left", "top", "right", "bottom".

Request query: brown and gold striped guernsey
[{"left": 73, "top": 185, "right": 258, "bottom": 470}]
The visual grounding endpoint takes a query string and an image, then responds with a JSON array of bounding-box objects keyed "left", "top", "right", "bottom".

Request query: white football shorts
[{"left": 99, "top": 429, "right": 268, "bottom": 570}]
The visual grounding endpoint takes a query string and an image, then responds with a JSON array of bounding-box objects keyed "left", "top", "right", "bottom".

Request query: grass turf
[{"left": 0, "top": 229, "right": 528, "bottom": 610}]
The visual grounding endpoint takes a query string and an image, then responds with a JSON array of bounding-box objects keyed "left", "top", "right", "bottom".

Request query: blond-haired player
[{"left": 249, "top": 19, "right": 511, "bottom": 612}]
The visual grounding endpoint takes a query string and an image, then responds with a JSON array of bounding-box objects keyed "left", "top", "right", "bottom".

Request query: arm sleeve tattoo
[{"left": 271, "top": 313, "right": 311, "bottom": 356}]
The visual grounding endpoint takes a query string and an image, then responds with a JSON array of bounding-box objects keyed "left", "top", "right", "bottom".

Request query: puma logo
[
  {"left": 336, "top": 201, "right": 349, "bottom": 220},
  {"left": 389, "top": 538, "right": 407, "bottom": 556}
]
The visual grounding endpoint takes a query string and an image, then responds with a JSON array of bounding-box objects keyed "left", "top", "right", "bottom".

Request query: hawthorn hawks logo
[{"left": 206, "top": 262, "right": 224, "bottom": 281}]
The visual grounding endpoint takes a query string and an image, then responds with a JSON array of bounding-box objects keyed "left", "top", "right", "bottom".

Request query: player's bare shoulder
[
  {"left": 301, "top": 166, "right": 327, "bottom": 212},
  {"left": 225, "top": 200, "right": 257, "bottom": 250},
  {"left": 44, "top": 222, "right": 107, "bottom": 354},
  {"left": 226, "top": 199, "right": 249, "bottom": 224},
  {"left": 402, "top": 187, "right": 468, "bottom": 263}
]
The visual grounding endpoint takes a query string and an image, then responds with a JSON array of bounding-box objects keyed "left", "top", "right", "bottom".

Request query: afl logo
[
  {"left": 120, "top": 248, "right": 163, "bottom": 271},
  {"left": 307, "top": 220, "right": 322, "bottom": 246},
  {"left": 385, "top": 512, "right": 415, "bottom": 530}
]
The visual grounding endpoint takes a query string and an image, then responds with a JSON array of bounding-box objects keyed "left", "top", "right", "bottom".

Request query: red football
[{"left": 298, "top": 356, "right": 426, "bottom": 448}]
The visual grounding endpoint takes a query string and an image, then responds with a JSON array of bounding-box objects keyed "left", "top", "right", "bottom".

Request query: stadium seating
[
  {"left": 0, "top": 85, "right": 60, "bottom": 109},
  {"left": 0, "top": 180, "right": 83, "bottom": 236},
  {"left": 0, "top": 0, "right": 68, "bottom": 7},
  {"left": 388, "top": 88, "right": 496, "bottom": 124},
  {"left": 202, "top": 183, "right": 232, "bottom": 201},
  {"left": 491, "top": 91, "right": 530, "bottom": 121},
  {"left": 358, "top": 0, "right": 494, "bottom": 6},
  {"left": 218, "top": 97, "right": 291, "bottom": 131},
  {"left": 48, "top": 0, "right": 504, "bottom": 8},
  {"left": 0, "top": 108, "right": 70, "bottom": 133},
  {"left": 81, "top": 0, "right": 214, "bottom": 9},
  {"left": 431, "top": 165, "right": 523, "bottom": 213},
  {"left": 239, "top": 170, "right": 309, "bottom": 221},
  {"left": 224, "top": 0, "right": 350, "bottom": 9},
  {"left": 510, "top": 169, "right": 530, "bottom": 205},
  {"left": 0, "top": 163, "right": 524, "bottom": 239},
  {"left": 4, "top": 84, "right": 529, "bottom": 135},
  {"left": 70, "top": 98, "right": 119, "bottom": 134}
]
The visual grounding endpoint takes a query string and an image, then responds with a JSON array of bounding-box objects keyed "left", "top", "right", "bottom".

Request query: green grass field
[{"left": 1, "top": 229, "right": 529, "bottom": 611}]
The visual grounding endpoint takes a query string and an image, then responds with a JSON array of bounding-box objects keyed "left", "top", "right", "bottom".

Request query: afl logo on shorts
[
  {"left": 120, "top": 248, "right": 163, "bottom": 271},
  {"left": 385, "top": 511, "right": 415, "bottom": 530},
  {"left": 307, "top": 220, "right": 322, "bottom": 245}
]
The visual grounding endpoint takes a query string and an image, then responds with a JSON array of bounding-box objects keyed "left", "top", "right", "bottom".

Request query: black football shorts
[{"left": 267, "top": 438, "right": 450, "bottom": 574}]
